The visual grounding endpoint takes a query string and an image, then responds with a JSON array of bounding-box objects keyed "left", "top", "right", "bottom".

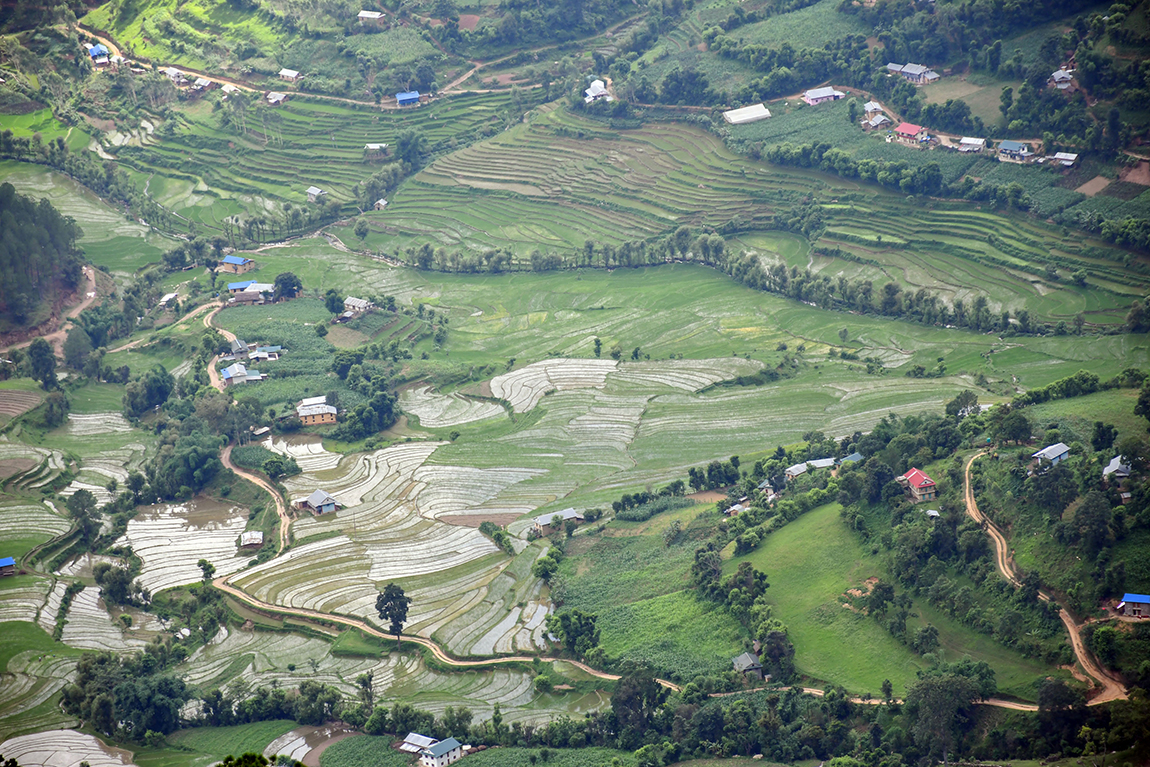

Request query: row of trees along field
[{"left": 0, "top": 182, "right": 84, "bottom": 325}]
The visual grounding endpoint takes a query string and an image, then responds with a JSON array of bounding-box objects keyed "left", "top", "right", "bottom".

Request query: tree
[
  {"left": 198, "top": 559, "right": 215, "bottom": 584},
  {"left": 354, "top": 218, "right": 369, "bottom": 242},
  {"left": 324, "top": 289, "right": 344, "bottom": 315},
  {"left": 273, "top": 272, "right": 302, "bottom": 300},
  {"left": 531, "top": 555, "right": 559, "bottom": 582},
  {"left": 592, "top": 337, "right": 601, "bottom": 358},
  {"left": 906, "top": 673, "right": 979, "bottom": 765},
  {"left": 545, "top": 609, "right": 599, "bottom": 658},
  {"left": 395, "top": 129, "right": 427, "bottom": 169},
  {"left": 67, "top": 489, "right": 99, "bottom": 544},
  {"left": 376, "top": 583, "right": 411, "bottom": 646},
  {"left": 63, "top": 326, "right": 93, "bottom": 370},
  {"left": 838, "top": 327, "right": 849, "bottom": 343},
  {"left": 1092, "top": 422, "right": 1118, "bottom": 453},
  {"left": 27, "top": 338, "right": 56, "bottom": 389},
  {"left": 945, "top": 390, "right": 978, "bottom": 419}
]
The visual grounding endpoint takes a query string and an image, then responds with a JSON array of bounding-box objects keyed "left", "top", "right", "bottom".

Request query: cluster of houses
[
  {"left": 226, "top": 280, "right": 276, "bottom": 305},
  {"left": 398, "top": 733, "right": 468, "bottom": 767},
  {"left": 294, "top": 488, "right": 340, "bottom": 514},
  {"left": 219, "top": 338, "right": 283, "bottom": 387}
]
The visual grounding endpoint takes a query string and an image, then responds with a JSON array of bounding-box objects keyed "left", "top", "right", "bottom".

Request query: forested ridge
[{"left": 0, "top": 181, "right": 84, "bottom": 325}]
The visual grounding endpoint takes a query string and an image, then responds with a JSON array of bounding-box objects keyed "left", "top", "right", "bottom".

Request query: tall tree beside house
[{"left": 376, "top": 583, "right": 411, "bottom": 647}]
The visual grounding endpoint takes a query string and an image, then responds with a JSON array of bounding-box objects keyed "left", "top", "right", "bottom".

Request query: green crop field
[
  {"left": 724, "top": 503, "right": 1057, "bottom": 698},
  {"left": 133, "top": 720, "right": 298, "bottom": 767},
  {"left": 730, "top": 0, "right": 870, "bottom": 48}
]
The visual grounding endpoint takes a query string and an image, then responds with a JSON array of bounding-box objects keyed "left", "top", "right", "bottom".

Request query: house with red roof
[
  {"left": 894, "top": 122, "right": 926, "bottom": 142},
  {"left": 897, "top": 468, "right": 937, "bottom": 503}
]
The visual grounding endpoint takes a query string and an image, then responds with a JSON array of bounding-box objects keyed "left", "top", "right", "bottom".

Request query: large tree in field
[
  {"left": 27, "top": 337, "right": 57, "bottom": 389},
  {"left": 906, "top": 673, "right": 979, "bottom": 766},
  {"left": 376, "top": 583, "right": 411, "bottom": 647}
]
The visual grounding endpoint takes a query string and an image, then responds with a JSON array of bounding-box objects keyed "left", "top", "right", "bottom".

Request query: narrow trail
[
  {"left": 1, "top": 266, "right": 98, "bottom": 355},
  {"left": 220, "top": 443, "right": 291, "bottom": 553},
  {"left": 107, "top": 300, "right": 217, "bottom": 353},
  {"left": 963, "top": 452, "right": 1127, "bottom": 705},
  {"left": 203, "top": 303, "right": 232, "bottom": 392}
]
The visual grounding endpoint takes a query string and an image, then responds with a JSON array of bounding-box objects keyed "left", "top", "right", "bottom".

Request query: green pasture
[
  {"left": 67, "top": 383, "right": 128, "bottom": 414},
  {"left": 133, "top": 720, "right": 298, "bottom": 767},
  {"left": 922, "top": 74, "right": 1024, "bottom": 127},
  {"left": 0, "top": 110, "right": 90, "bottom": 152},
  {"left": 724, "top": 503, "right": 1055, "bottom": 698},
  {"left": 730, "top": 0, "right": 870, "bottom": 48},
  {"left": 1027, "top": 388, "right": 1145, "bottom": 447},
  {"left": 321, "top": 738, "right": 636, "bottom": 767}
]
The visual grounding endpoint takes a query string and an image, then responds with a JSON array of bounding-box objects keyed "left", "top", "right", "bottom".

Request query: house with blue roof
[
  {"left": 219, "top": 254, "right": 255, "bottom": 274},
  {"left": 839, "top": 452, "right": 865, "bottom": 465},
  {"left": 419, "top": 737, "right": 463, "bottom": 767},
  {"left": 1120, "top": 593, "right": 1150, "bottom": 617},
  {"left": 0, "top": 556, "right": 16, "bottom": 576},
  {"left": 397, "top": 90, "right": 421, "bottom": 107},
  {"left": 228, "top": 280, "right": 256, "bottom": 294}
]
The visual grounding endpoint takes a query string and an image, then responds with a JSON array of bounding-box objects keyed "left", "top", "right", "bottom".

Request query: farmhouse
[
  {"left": 296, "top": 395, "right": 337, "bottom": 425},
  {"left": 998, "top": 140, "right": 1032, "bottom": 159},
  {"left": 227, "top": 280, "right": 255, "bottom": 294},
  {"left": 86, "top": 43, "right": 109, "bottom": 67},
  {"left": 863, "top": 101, "right": 884, "bottom": 114},
  {"left": 344, "top": 296, "right": 374, "bottom": 313},
  {"left": 297, "top": 489, "right": 340, "bottom": 514},
  {"left": 839, "top": 452, "right": 864, "bottom": 465},
  {"left": 419, "top": 738, "right": 464, "bottom": 767},
  {"left": 802, "top": 86, "right": 845, "bottom": 105},
  {"left": 1103, "top": 455, "right": 1131, "bottom": 483},
  {"left": 399, "top": 733, "right": 439, "bottom": 754},
  {"left": 894, "top": 122, "right": 926, "bottom": 142},
  {"left": 192, "top": 77, "right": 213, "bottom": 92},
  {"left": 240, "top": 531, "right": 264, "bottom": 548},
  {"left": 397, "top": 90, "right": 421, "bottom": 107},
  {"left": 0, "top": 556, "right": 15, "bottom": 577},
  {"left": 785, "top": 457, "right": 835, "bottom": 481},
  {"left": 266, "top": 91, "right": 288, "bottom": 106},
  {"left": 723, "top": 103, "right": 771, "bottom": 125},
  {"left": 161, "top": 67, "right": 185, "bottom": 84},
  {"left": 1119, "top": 593, "right": 1150, "bottom": 617},
  {"left": 584, "top": 79, "right": 610, "bottom": 104},
  {"left": 229, "top": 339, "right": 250, "bottom": 358},
  {"left": 306, "top": 186, "right": 326, "bottom": 203},
  {"left": 1033, "top": 442, "right": 1070, "bottom": 468},
  {"left": 220, "top": 362, "right": 265, "bottom": 386},
  {"left": 1051, "top": 151, "right": 1079, "bottom": 167},
  {"left": 364, "top": 143, "right": 389, "bottom": 160},
  {"left": 232, "top": 283, "right": 275, "bottom": 305},
  {"left": 886, "top": 62, "right": 940, "bottom": 84},
  {"left": 533, "top": 508, "right": 584, "bottom": 536},
  {"left": 221, "top": 83, "right": 239, "bottom": 95},
  {"left": 219, "top": 255, "right": 255, "bottom": 274},
  {"left": 374, "top": 198, "right": 388, "bottom": 210},
  {"left": 957, "top": 137, "right": 986, "bottom": 152},
  {"left": 358, "top": 9, "right": 384, "bottom": 23},
  {"left": 1050, "top": 68, "right": 1074, "bottom": 89},
  {"left": 732, "top": 651, "right": 763, "bottom": 680},
  {"left": 863, "top": 113, "right": 890, "bottom": 129},
  {"left": 158, "top": 291, "right": 178, "bottom": 308},
  {"left": 279, "top": 68, "right": 301, "bottom": 82},
  {"left": 897, "top": 468, "right": 937, "bottom": 503}
]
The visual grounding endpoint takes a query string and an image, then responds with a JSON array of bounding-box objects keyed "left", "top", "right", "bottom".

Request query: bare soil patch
[
  {"left": 458, "top": 13, "right": 480, "bottom": 30},
  {"left": 1119, "top": 160, "right": 1150, "bottom": 186},
  {"left": 686, "top": 489, "right": 727, "bottom": 503},
  {"left": 1075, "top": 175, "right": 1112, "bottom": 197},
  {"left": 0, "top": 457, "right": 36, "bottom": 479},
  {"left": 439, "top": 512, "right": 522, "bottom": 528},
  {"left": 495, "top": 73, "right": 529, "bottom": 85},
  {"left": 0, "top": 391, "right": 42, "bottom": 420}
]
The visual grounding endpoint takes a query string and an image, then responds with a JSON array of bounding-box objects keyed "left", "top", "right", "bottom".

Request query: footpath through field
[
  {"left": 963, "top": 452, "right": 1127, "bottom": 705},
  {"left": 220, "top": 443, "right": 291, "bottom": 553},
  {"left": 203, "top": 303, "right": 233, "bottom": 392}
]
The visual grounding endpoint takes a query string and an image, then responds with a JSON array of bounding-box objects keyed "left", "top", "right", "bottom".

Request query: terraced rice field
[
  {"left": 0, "top": 503, "right": 70, "bottom": 559},
  {"left": 59, "top": 588, "right": 149, "bottom": 652},
  {"left": 0, "top": 649, "right": 79, "bottom": 741},
  {"left": 381, "top": 105, "right": 834, "bottom": 253},
  {"left": 0, "top": 577, "right": 52, "bottom": 623},
  {"left": 399, "top": 386, "right": 506, "bottom": 428},
  {"left": 119, "top": 500, "right": 251, "bottom": 593},
  {"left": 0, "top": 390, "right": 41, "bottom": 426},
  {"left": 490, "top": 359, "right": 618, "bottom": 412},
  {"left": 0, "top": 730, "right": 137, "bottom": 767}
]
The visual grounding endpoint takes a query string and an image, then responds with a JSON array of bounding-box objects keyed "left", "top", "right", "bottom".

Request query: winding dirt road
[
  {"left": 202, "top": 303, "right": 232, "bottom": 391},
  {"left": 963, "top": 452, "right": 1127, "bottom": 705},
  {"left": 107, "top": 300, "right": 219, "bottom": 354},
  {"left": 1, "top": 266, "right": 98, "bottom": 355},
  {"left": 220, "top": 443, "right": 291, "bottom": 553}
]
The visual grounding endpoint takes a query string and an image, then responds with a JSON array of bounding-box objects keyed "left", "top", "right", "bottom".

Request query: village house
[
  {"left": 732, "top": 651, "right": 764, "bottom": 680},
  {"left": 296, "top": 395, "right": 338, "bottom": 425},
  {"left": 839, "top": 452, "right": 865, "bottom": 466},
  {"left": 1103, "top": 455, "right": 1131, "bottom": 485},
  {"left": 998, "top": 139, "right": 1033, "bottom": 160},
  {"left": 162, "top": 67, "right": 186, "bottom": 85},
  {"left": 0, "top": 556, "right": 15, "bottom": 577},
  {"left": 894, "top": 122, "right": 926, "bottom": 143},
  {"left": 723, "top": 104, "right": 771, "bottom": 125},
  {"left": 1119, "top": 593, "right": 1150, "bottom": 617},
  {"left": 227, "top": 280, "right": 255, "bottom": 295},
  {"left": 863, "top": 113, "right": 890, "bottom": 129},
  {"left": 248, "top": 345, "right": 282, "bottom": 363},
  {"left": 374, "top": 198, "right": 388, "bottom": 211},
  {"left": 296, "top": 489, "right": 340, "bottom": 514},
  {"left": 240, "top": 531, "right": 264, "bottom": 548},
  {"left": 220, "top": 362, "right": 265, "bottom": 386},
  {"left": 925, "top": 509, "right": 941, "bottom": 519},
  {"left": 229, "top": 339, "right": 250, "bottom": 358},
  {"left": 221, "top": 83, "right": 239, "bottom": 95},
  {"left": 802, "top": 86, "right": 845, "bottom": 105},
  {"left": 306, "top": 186, "right": 325, "bottom": 203},
  {"left": 158, "top": 292, "right": 178, "bottom": 308},
  {"left": 1032, "top": 442, "right": 1070, "bottom": 469},
  {"left": 1049, "top": 68, "right": 1074, "bottom": 90},
  {"left": 419, "top": 738, "right": 464, "bottom": 767},
  {"left": 192, "top": 77, "right": 214, "bottom": 93},
  {"left": 785, "top": 457, "right": 835, "bottom": 482},
  {"left": 397, "top": 90, "right": 421, "bottom": 107},
  {"left": 863, "top": 101, "right": 884, "bottom": 114},
  {"left": 533, "top": 508, "right": 584, "bottom": 536},
  {"left": 897, "top": 468, "right": 937, "bottom": 503},
  {"left": 358, "top": 9, "right": 384, "bottom": 23},
  {"left": 279, "top": 68, "right": 301, "bottom": 82},
  {"left": 344, "top": 297, "right": 374, "bottom": 314},
  {"left": 1049, "top": 151, "right": 1079, "bottom": 167},
  {"left": 957, "top": 137, "right": 986, "bottom": 153},
  {"left": 266, "top": 91, "right": 288, "bottom": 106},
  {"left": 886, "top": 62, "right": 940, "bottom": 84},
  {"left": 86, "top": 43, "right": 109, "bottom": 68},
  {"left": 364, "top": 143, "right": 389, "bottom": 160},
  {"left": 399, "top": 734, "right": 439, "bottom": 754},
  {"left": 584, "top": 79, "right": 611, "bottom": 104},
  {"left": 724, "top": 503, "right": 747, "bottom": 516},
  {"left": 219, "top": 254, "right": 255, "bottom": 274},
  {"left": 231, "top": 282, "right": 275, "bottom": 305}
]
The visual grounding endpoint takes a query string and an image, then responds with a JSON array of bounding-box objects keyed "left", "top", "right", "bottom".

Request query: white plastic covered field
[
  {"left": 65, "top": 412, "right": 133, "bottom": 435},
  {"left": 400, "top": 385, "right": 505, "bottom": 427},
  {"left": 59, "top": 587, "right": 148, "bottom": 652},
  {"left": 118, "top": 501, "right": 250, "bottom": 593},
  {"left": 0, "top": 730, "right": 137, "bottom": 767},
  {"left": 490, "top": 358, "right": 617, "bottom": 412}
]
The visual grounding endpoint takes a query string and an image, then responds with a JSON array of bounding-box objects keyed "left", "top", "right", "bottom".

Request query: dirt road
[
  {"left": 202, "top": 304, "right": 234, "bottom": 391},
  {"left": 221, "top": 443, "right": 291, "bottom": 552},
  {"left": 963, "top": 452, "right": 1127, "bottom": 705},
  {"left": 107, "top": 300, "right": 219, "bottom": 354}
]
